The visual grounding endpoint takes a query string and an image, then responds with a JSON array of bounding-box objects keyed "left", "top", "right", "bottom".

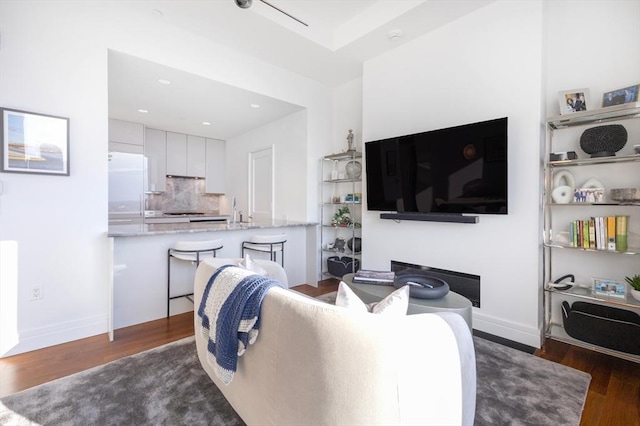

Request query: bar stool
[
  {"left": 241, "top": 233, "right": 287, "bottom": 267},
  {"left": 167, "top": 239, "right": 223, "bottom": 316}
]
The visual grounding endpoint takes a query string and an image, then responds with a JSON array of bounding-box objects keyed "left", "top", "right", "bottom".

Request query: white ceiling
[{"left": 108, "top": 0, "right": 493, "bottom": 140}]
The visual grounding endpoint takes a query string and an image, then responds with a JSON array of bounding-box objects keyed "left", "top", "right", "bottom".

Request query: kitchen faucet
[{"left": 232, "top": 197, "right": 237, "bottom": 223}]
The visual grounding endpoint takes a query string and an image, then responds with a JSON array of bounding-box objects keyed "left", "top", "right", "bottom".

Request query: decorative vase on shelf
[
  {"left": 579, "top": 124, "right": 627, "bottom": 158},
  {"left": 631, "top": 289, "right": 640, "bottom": 302},
  {"left": 345, "top": 160, "right": 362, "bottom": 179},
  {"left": 331, "top": 160, "right": 339, "bottom": 180}
]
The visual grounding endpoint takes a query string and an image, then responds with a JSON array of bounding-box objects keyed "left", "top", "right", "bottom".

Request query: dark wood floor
[{"left": 1, "top": 279, "right": 638, "bottom": 426}]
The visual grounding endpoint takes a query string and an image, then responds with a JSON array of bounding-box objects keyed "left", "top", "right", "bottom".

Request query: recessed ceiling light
[
  {"left": 250, "top": 104, "right": 260, "bottom": 108},
  {"left": 158, "top": 79, "right": 171, "bottom": 85},
  {"left": 202, "top": 121, "right": 211, "bottom": 126},
  {"left": 138, "top": 109, "right": 148, "bottom": 113}
]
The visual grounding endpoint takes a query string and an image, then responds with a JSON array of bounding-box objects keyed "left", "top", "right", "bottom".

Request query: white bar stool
[
  {"left": 167, "top": 239, "right": 223, "bottom": 316},
  {"left": 241, "top": 233, "right": 287, "bottom": 267}
]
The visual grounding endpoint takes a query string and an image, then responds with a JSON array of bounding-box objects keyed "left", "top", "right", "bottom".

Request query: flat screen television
[{"left": 365, "top": 117, "right": 508, "bottom": 215}]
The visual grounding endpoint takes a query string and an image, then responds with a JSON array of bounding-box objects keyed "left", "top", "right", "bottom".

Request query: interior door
[{"left": 248, "top": 146, "right": 274, "bottom": 222}]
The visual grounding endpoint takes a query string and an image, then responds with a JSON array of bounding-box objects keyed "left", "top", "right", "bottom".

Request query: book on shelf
[
  {"left": 352, "top": 269, "right": 396, "bottom": 285},
  {"left": 606, "top": 216, "right": 616, "bottom": 251},
  {"left": 569, "top": 215, "right": 631, "bottom": 251}
]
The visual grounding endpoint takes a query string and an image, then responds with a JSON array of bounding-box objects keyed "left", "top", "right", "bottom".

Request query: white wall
[
  {"left": 543, "top": 0, "right": 640, "bottom": 113},
  {"left": 224, "top": 110, "right": 308, "bottom": 222},
  {"left": 362, "top": 1, "right": 544, "bottom": 346},
  {"left": 361, "top": 0, "right": 640, "bottom": 347},
  {"left": 0, "top": 1, "right": 332, "bottom": 356},
  {"left": 333, "top": 78, "right": 364, "bottom": 154}
]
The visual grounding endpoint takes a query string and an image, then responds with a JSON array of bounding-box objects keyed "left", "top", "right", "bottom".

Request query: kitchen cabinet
[
  {"left": 166, "top": 131, "right": 187, "bottom": 176},
  {"left": 187, "top": 135, "right": 206, "bottom": 178},
  {"left": 144, "top": 128, "right": 166, "bottom": 192},
  {"left": 166, "top": 132, "right": 206, "bottom": 178},
  {"left": 108, "top": 119, "right": 143, "bottom": 146},
  {"left": 542, "top": 102, "right": 640, "bottom": 363},
  {"left": 205, "top": 138, "right": 226, "bottom": 194}
]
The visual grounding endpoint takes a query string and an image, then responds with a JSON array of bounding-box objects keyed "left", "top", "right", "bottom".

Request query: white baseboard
[
  {"left": 473, "top": 311, "right": 542, "bottom": 348},
  {"left": 1, "top": 314, "right": 108, "bottom": 358}
]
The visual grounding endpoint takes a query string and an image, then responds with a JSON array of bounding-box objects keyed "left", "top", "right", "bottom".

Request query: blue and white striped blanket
[{"left": 197, "top": 265, "right": 283, "bottom": 385}]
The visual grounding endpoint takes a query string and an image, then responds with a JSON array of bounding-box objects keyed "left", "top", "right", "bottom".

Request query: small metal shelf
[
  {"left": 322, "top": 202, "right": 361, "bottom": 206},
  {"left": 544, "top": 284, "right": 640, "bottom": 309},
  {"left": 322, "top": 151, "right": 362, "bottom": 161},
  {"left": 546, "top": 102, "right": 640, "bottom": 129},
  {"left": 323, "top": 178, "right": 361, "bottom": 183},
  {"left": 543, "top": 241, "right": 640, "bottom": 255},
  {"left": 544, "top": 324, "right": 640, "bottom": 363},
  {"left": 546, "top": 154, "right": 640, "bottom": 168}
]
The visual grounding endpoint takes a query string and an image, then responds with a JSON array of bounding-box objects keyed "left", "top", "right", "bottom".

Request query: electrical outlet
[{"left": 31, "top": 286, "right": 42, "bottom": 301}]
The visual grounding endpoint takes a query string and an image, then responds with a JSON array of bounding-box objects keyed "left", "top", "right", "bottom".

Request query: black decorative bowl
[
  {"left": 580, "top": 124, "right": 627, "bottom": 158},
  {"left": 394, "top": 274, "right": 450, "bottom": 299}
]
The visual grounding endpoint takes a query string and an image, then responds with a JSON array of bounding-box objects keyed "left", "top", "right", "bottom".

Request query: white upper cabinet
[
  {"left": 109, "top": 119, "right": 144, "bottom": 145},
  {"left": 205, "top": 138, "right": 225, "bottom": 194},
  {"left": 166, "top": 132, "right": 206, "bottom": 178},
  {"left": 187, "top": 135, "right": 206, "bottom": 178},
  {"left": 144, "top": 128, "right": 167, "bottom": 192},
  {"left": 166, "top": 131, "right": 187, "bottom": 176}
]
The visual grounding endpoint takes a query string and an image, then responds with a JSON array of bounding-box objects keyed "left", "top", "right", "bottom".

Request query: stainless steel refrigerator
[{"left": 108, "top": 142, "right": 145, "bottom": 225}]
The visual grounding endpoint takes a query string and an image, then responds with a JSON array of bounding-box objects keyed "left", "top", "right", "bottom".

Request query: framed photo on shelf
[
  {"left": 592, "top": 277, "right": 626, "bottom": 298},
  {"left": 558, "top": 88, "right": 590, "bottom": 115},
  {"left": 0, "top": 107, "right": 70, "bottom": 176},
  {"left": 602, "top": 83, "right": 640, "bottom": 108}
]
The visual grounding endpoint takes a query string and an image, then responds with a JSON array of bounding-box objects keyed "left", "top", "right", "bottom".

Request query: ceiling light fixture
[
  {"left": 138, "top": 109, "right": 148, "bottom": 113},
  {"left": 158, "top": 79, "right": 171, "bottom": 85},
  {"left": 234, "top": 0, "right": 308, "bottom": 27},
  {"left": 202, "top": 121, "right": 211, "bottom": 125},
  {"left": 250, "top": 104, "right": 260, "bottom": 108}
]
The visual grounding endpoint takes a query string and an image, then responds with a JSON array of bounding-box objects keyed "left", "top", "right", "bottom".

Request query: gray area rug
[{"left": 1, "top": 323, "right": 591, "bottom": 425}]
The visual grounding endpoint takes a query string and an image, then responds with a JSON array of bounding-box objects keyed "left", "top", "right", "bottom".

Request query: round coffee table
[{"left": 343, "top": 273, "right": 473, "bottom": 330}]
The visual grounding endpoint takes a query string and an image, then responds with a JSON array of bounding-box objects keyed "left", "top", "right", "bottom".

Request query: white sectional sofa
[{"left": 194, "top": 258, "right": 476, "bottom": 425}]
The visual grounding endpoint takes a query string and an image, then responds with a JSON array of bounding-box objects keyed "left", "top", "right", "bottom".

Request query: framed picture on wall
[
  {"left": 0, "top": 108, "right": 70, "bottom": 175},
  {"left": 602, "top": 83, "right": 640, "bottom": 108},
  {"left": 558, "top": 88, "right": 590, "bottom": 115}
]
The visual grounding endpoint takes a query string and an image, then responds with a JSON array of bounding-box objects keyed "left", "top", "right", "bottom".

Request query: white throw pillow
[
  {"left": 238, "top": 254, "right": 267, "bottom": 276},
  {"left": 335, "top": 281, "right": 410, "bottom": 315}
]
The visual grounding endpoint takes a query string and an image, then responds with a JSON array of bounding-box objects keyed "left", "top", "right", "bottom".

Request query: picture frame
[
  {"left": 558, "top": 88, "right": 590, "bottom": 115},
  {"left": 592, "top": 277, "right": 626, "bottom": 299},
  {"left": 602, "top": 83, "right": 640, "bottom": 108},
  {"left": 1, "top": 107, "right": 70, "bottom": 176}
]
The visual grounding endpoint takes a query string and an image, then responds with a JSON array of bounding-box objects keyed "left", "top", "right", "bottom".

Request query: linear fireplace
[{"left": 391, "top": 261, "right": 481, "bottom": 308}]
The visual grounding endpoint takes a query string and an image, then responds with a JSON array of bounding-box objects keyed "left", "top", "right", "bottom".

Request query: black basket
[
  {"left": 327, "top": 256, "right": 360, "bottom": 278},
  {"left": 561, "top": 301, "right": 640, "bottom": 355}
]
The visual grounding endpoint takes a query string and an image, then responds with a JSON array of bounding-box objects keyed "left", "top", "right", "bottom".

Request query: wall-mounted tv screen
[{"left": 365, "top": 117, "right": 508, "bottom": 215}]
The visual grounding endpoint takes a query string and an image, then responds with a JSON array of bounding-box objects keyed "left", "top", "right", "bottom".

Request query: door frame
[{"left": 248, "top": 145, "right": 275, "bottom": 221}]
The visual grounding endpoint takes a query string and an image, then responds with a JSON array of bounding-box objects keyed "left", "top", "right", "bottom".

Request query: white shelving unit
[
  {"left": 320, "top": 151, "right": 363, "bottom": 279},
  {"left": 542, "top": 102, "right": 640, "bottom": 363}
]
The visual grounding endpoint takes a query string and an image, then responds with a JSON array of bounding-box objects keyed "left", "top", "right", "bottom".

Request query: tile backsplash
[{"left": 147, "top": 176, "right": 220, "bottom": 213}]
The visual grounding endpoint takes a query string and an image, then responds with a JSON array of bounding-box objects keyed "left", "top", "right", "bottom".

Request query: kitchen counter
[
  {"left": 107, "top": 218, "right": 319, "bottom": 335},
  {"left": 108, "top": 219, "right": 317, "bottom": 237}
]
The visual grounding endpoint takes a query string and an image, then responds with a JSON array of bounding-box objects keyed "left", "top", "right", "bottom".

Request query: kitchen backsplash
[{"left": 147, "top": 176, "right": 220, "bottom": 212}]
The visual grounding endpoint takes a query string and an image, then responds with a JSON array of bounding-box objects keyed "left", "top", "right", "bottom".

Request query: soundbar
[{"left": 380, "top": 212, "right": 479, "bottom": 224}]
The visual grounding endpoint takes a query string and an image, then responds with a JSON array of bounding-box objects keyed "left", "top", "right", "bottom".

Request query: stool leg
[{"left": 167, "top": 250, "right": 171, "bottom": 317}]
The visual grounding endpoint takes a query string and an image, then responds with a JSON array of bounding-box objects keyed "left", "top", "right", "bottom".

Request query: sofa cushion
[
  {"left": 238, "top": 254, "right": 267, "bottom": 276},
  {"left": 335, "top": 281, "right": 410, "bottom": 315}
]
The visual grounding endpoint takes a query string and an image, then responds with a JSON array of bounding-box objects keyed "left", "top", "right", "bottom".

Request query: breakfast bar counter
[
  {"left": 107, "top": 219, "right": 318, "bottom": 338},
  {"left": 108, "top": 218, "right": 316, "bottom": 237}
]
